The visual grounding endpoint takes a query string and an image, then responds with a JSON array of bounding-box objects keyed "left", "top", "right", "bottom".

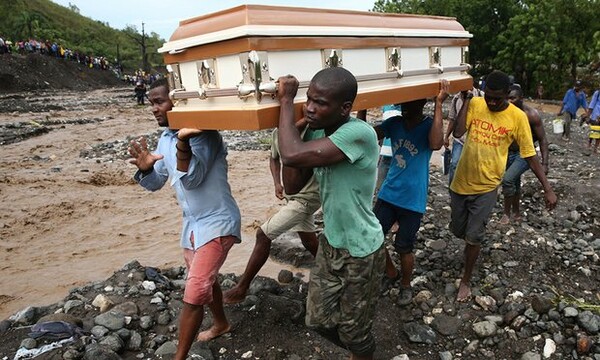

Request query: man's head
[
  {"left": 483, "top": 70, "right": 511, "bottom": 112},
  {"left": 574, "top": 80, "right": 582, "bottom": 92},
  {"left": 508, "top": 84, "right": 524, "bottom": 109},
  {"left": 400, "top": 99, "right": 427, "bottom": 120},
  {"left": 148, "top": 78, "right": 173, "bottom": 127},
  {"left": 304, "top": 67, "right": 357, "bottom": 131}
]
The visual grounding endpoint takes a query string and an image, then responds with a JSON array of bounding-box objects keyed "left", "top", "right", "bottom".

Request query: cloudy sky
[{"left": 50, "top": 0, "right": 378, "bottom": 41}]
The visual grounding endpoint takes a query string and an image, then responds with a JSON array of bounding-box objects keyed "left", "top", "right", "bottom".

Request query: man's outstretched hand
[{"left": 128, "top": 137, "right": 163, "bottom": 172}]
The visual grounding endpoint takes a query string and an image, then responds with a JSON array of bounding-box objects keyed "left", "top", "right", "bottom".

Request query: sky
[{"left": 50, "top": 0, "right": 378, "bottom": 41}]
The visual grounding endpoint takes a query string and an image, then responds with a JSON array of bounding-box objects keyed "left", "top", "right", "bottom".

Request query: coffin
[{"left": 158, "top": 5, "right": 473, "bottom": 130}]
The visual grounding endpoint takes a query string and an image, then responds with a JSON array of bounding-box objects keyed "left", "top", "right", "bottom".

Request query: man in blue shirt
[
  {"left": 373, "top": 80, "right": 448, "bottom": 306},
  {"left": 587, "top": 88, "right": 600, "bottom": 153},
  {"left": 128, "top": 78, "right": 241, "bottom": 360},
  {"left": 558, "top": 80, "right": 587, "bottom": 141}
]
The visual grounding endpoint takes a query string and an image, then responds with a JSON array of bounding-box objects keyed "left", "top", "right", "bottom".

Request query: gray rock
[
  {"left": 62, "top": 348, "right": 82, "bottom": 360},
  {"left": 155, "top": 341, "right": 177, "bottom": 356},
  {"left": 431, "top": 314, "right": 461, "bottom": 336},
  {"left": 99, "top": 334, "right": 124, "bottom": 353},
  {"left": 94, "top": 310, "right": 125, "bottom": 331},
  {"left": 577, "top": 311, "right": 600, "bottom": 334},
  {"left": 91, "top": 325, "right": 110, "bottom": 338},
  {"left": 64, "top": 300, "right": 84, "bottom": 313},
  {"left": 564, "top": 307, "right": 579, "bottom": 317},
  {"left": 472, "top": 321, "right": 498, "bottom": 338},
  {"left": 428, "top": 239, "right": 447, "bottom": 251},
  {"left": 391, "top": 356, "right": 409, "bottom": 360},
  {"left": 157, "top": 310, "right": 171, "bottom": 325},
  {"left": 189, "top": 341, "right": 214, "bottom": 359},
  {"left": 439, "top": 351, "right": 452, "bottom": 360},
  {"left": 569, "top": 210, "right": 581, "bottom": 222},
  {"left": 10, "top": 306, "right": 36, "bottom": 325},
  {"left": 127, "top": 331, "right": 142, "bottom": 351},
  {"left": 139, "top": 315, "right": 154, "bottom": 330},
  {"left": 403, "top": 322, "right": 437, "bottom": 344},
  {"left": 521, "top": 351, "right": 541, "bottom": 360},
  {"left": 112, "top": 301, "right": 138, "bottom": 316},
  {"left": 0, "top": 320, "right": 12, "bottom": 333},
  {"left": 83, "top": 344, "right": 121, "bottom": 360},
  {"left": 463, "top": 339, "right": 479, "bottom": 354},
  {"left": 115, "top": 328, "right": 130, "bottom": 341},
  {"left": 20, "top": 338, "right": 37, "bottom": 349}
]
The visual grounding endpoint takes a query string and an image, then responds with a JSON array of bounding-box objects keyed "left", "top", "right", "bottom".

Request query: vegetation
[
  {"left": 1, "top": 0, "right": 599, "bottom": 97},
  {"left": 0, "top": 0, "right": 166, "bottom": 74},
  {"left": 373, "top": 0, "right": 600, "bottom": 98}
]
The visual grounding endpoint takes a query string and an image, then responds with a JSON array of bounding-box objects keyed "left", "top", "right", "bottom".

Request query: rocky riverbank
[{"left": 0, "top": 87, "right": 598, "bottom": 360}]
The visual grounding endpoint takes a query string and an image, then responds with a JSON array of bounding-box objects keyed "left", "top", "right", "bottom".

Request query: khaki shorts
[
  {"left": 260, "top": 198, "right": 319, "bottom": 240},
  {"left": 305, "top": 234, "right": 385, "bottom": 356}
]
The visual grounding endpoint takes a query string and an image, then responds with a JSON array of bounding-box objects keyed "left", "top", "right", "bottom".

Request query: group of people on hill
[
  {"left": 0, "top": 35, "right": 111, "bottom": 71},
  {"left": 557, "top": 80, "right": 600, "bottom": 153},
  {"left": 128, "top": 68, "right": 559, "bottom": 359}
]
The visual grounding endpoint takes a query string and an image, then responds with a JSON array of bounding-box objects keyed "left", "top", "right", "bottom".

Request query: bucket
[{"left": 553, "top": 118, "right": 564, "bottom": 134}]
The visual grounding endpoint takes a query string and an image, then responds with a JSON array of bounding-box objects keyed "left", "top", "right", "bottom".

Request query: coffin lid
[{"left": 158, "top": 4, "right": 472, "bottom": 54}]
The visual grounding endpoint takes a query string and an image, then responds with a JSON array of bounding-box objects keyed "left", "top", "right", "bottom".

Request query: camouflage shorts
[{"left": 305, "top": 234, "right": 385, "bottom": 356}]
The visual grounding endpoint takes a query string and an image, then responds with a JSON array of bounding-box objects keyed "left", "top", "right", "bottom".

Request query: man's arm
[
  {"left": 276, "top": 75, "right": 347, "bottom": 170},
  {"left": 453, "top": 92, "right": 471, "bottom": 138},
  {"left": 269, "top": 156, "right": 284, "bottom": 200},
  {"left": 527, "top": 108, "right": 549, "bottom": 174},
  {"left": 430, "top": 80, "right": 449, "bottom": 150},
  {"left": 524, "top": 155, "right": 557, "bottom": 210}
]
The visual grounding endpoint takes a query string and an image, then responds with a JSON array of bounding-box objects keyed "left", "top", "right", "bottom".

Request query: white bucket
[{"left": 553, "top": 119, "right": 564, "bottom": 134}]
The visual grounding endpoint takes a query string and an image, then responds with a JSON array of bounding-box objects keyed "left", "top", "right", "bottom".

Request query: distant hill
[
  {"left": 0, "top": 53, "right": 124, "bottom": 93},
  {"left": 0, "top": 0, "right": 165, "bottom": 73}
]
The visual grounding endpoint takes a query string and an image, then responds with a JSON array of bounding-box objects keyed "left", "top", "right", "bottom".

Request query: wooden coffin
[{"left": 158, "top": 5, "right": 473, "bottom": 130}]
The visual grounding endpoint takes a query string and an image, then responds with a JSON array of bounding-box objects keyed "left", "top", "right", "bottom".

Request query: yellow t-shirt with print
[{"left": 450, "top": 97, "right": 536, "bottom": 195}]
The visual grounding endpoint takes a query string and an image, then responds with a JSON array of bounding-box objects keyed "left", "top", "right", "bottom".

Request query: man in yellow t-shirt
[{"left": 450, "top": 70, "right": 557, "bottom": 302}]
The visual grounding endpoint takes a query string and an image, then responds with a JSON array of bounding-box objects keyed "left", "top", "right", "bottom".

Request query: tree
[
  {"left": 372, "top": 0, "right": 523, "bottom": 77},
  {"left": 14, "top": 10, "right": 44, "bottom": 39},
  {"left": 495, "top": 0, "right": 600, "bottom": 97}
]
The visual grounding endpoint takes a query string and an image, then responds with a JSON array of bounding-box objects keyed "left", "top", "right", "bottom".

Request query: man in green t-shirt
[{"left": 276, "top": 67, "right": 385, "bottom": 360}]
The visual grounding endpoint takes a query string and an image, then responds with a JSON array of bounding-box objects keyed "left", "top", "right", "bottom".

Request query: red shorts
[{"left": 182, "top": 234, "right": 236, "bottom": 305}]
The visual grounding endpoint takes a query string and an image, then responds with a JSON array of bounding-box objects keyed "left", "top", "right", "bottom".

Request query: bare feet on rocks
[
  {"left": 456, "top": 281, "right": 472, "bottom": 302},
  {"left": 197, "top": 323, "right": 231, "bottom": 341}
]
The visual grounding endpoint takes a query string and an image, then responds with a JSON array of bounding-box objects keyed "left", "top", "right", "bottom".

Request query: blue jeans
[
  {"left": 502, "top": 151, "right": 530, "bottom": 197},
  {"left": 373, "top": 199, "right": 423, "bottom": 254},
  {"left": 448, "top": 139, "right": 463, "bottom": 186}
]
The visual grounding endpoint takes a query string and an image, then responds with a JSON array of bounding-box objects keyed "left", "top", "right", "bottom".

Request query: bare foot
[
  {"left": 512, "top": 214, "right": 522, "bottom": 223},
  {"left": 499, "top": 214, "right": 510, "bottom": 225},
  {"left": 222, "top": 287, "right": 247, "bottom": 304},
  {"left": 456, "top": 282, "right": 472, "bottom": 302},
  {"left": 197, "top": 323, "right": 231, "bottom": 341}
]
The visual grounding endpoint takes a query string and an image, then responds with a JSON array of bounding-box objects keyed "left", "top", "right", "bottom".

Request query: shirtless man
[{"left": 500, "top": 84, "right": 550, "bottom": 224}]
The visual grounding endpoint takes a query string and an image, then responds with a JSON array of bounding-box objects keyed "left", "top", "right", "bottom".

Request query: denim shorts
[
  {"left": 373, "top": 198, "right": 423, "bottom": 254},
  {"left": 502, "top": 151, "right": 530, "bottom": 197}
]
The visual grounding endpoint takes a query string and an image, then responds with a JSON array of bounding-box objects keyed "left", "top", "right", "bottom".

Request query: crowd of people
[
  {"left": 557, "top": 80, "right": 600, "bottom": 153},
  {"left": 0, "top": 35, "right": 113, "bottom": 71},
  {"left": 124, "top": 67, "right": 600, "bottom": 359}
]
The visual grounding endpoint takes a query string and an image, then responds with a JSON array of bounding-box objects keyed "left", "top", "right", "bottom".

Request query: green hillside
[{"left": 0, "top": 0, "right": 165, "bottom": 73}]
